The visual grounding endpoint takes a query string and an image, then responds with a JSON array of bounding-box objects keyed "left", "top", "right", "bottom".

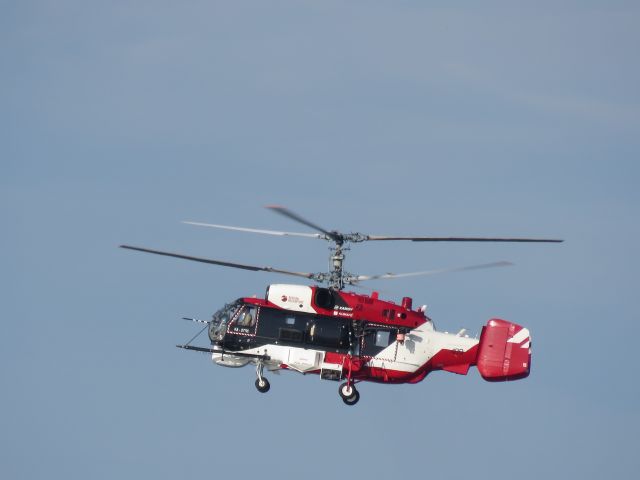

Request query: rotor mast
[
  {"left": 265, "top": 205, "right": 355, "bottom": 290},
  {"left": 329, "top": 237, "right": 345, "bottom": 290},
  {"left": 326, "top": 232, "right": 368, "bottom": 290}
]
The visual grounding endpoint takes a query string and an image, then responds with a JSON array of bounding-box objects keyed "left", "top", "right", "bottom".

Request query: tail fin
[{"left": 476, "top": 318, "right": 531, "bottom": 381}]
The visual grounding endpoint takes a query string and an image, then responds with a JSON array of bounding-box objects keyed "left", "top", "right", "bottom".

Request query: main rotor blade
[
  {"left": 120, "top": 245, "right": 316, "bottom": 280},
  {"left": 266, "top": 205, "right": 341, "bottom": 242},
  {"left": 183, "top": 221, "right": 323, "bottom": 239},
  {"left": 353, "top": 261, "right": 513, "bottom": 282},
  {"left": 365, "top": 235, "right": 563, "bottom": 242}
]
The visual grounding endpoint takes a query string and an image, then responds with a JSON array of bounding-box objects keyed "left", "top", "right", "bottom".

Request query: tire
[
  {"left": 255, "top": 377, "right": 270, "bottom": 393},
  {"left": 342, "top": 389, "right": 360, "bottom": 406},
  {"left": 339, "top": 382, "right": 354, "bottom": 399}
]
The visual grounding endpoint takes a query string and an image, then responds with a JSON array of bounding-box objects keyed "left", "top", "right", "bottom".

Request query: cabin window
[
  {"left": 361, "top": 326, "right": 397, "bottom": 357},
  {"left": 375, "top": 330, "right": 390, "bottom": 347}
]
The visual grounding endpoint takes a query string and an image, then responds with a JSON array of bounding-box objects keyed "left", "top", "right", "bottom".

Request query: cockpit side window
[
  {"left": 236, "top": 306, "right": 257, "bottom": 328},
  {"left": 226, "top": 305, "right": 259, "bottom": 337}
]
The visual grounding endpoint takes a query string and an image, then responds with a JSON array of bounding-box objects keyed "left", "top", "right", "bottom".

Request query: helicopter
[{"left": 121, "top": 205, "right": 562, "bottom": 405}]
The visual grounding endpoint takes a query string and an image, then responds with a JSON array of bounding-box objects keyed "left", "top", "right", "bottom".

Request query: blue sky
[{"left": 2, "top": 1, "right": 639, "bottom": 478}]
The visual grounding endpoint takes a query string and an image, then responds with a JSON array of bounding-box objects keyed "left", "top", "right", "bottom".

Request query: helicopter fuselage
[{"left": 208, "top": 284, "right": 531, "bottom": 385}]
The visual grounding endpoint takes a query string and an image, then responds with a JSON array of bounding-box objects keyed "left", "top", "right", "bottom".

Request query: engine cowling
[{"left": 476, "top": 318, "right": 531, "bottom": 382}]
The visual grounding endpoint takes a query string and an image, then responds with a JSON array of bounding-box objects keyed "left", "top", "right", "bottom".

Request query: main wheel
[
  {"left": 342, "top": 389, "right": 360, "bottom": 406},
  {"left": 339, "top": 382, "right": 355, "bottom": 400},
  {"left": 255, "top": 377, "right": 270, "bottom": 393}
]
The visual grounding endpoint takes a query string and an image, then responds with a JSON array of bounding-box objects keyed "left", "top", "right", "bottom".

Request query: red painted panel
[{"left": 477, "top": 318, "right": 531, "bottom": 381}]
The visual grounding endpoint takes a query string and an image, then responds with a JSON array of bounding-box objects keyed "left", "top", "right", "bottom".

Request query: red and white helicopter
[{"left": 121, "top": 206, "right": 562, "bottom": 405}]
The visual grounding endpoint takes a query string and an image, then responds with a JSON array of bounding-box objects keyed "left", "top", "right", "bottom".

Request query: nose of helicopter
[{"left": 208, "top": 321, "right": 226, "bottom": 343}]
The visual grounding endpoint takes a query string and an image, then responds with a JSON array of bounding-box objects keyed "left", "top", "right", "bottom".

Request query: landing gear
[
  {"left": 339, "top": 382, "right": 360, "bottom": 406},
  {"left": 255, "top": 361, "right": 270, "bottom": 393},
  {"left": 255, "top": 377, "right": 270, "bottom": 393},
  {"left": 338, "top": 355, "right": 360, "bottom": 405}
]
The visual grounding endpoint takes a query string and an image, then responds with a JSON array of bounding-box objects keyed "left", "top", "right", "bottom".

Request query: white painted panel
[
  {"left": 288, "top": 348, "right": 321, "bottom": 367},
  {"left": 267, "top": 284, "right": 316, "bottom": 313}
]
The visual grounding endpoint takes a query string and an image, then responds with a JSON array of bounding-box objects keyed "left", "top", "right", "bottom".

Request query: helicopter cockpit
[{"left": 208, "top": 300, "right": 241, "bottom": 343}]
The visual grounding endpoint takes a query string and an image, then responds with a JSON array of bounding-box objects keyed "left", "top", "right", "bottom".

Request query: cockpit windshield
[{"left": 208, "top": 300, "right": 241, "bottom": 344}]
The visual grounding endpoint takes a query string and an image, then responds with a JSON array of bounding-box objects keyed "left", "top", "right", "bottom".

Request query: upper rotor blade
[
  {"left": 183, "top": 221, "right": 323, "bottom": 239},
  {"left": 353, "top": 261, "right": 513, "bottom": 282},
  {"left": 266, "top": 205, "right": 341, "bottom": 242},
  {"left": 120, "top": 245, "right": 316, "bottom": 279},
  {"left": 365, "top": 235, "right": 563, "bottom": 242}
]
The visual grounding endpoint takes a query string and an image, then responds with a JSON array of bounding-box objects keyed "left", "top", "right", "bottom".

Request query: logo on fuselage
[{"left": 281, "top": 295, "right": 303, "bottom": 305}]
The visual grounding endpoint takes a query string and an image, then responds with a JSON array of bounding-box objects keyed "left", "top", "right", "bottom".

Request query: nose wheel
[
  {"left": 255, "top": 361, "right": 270, "bottom": 393},
  {"left": 339, "top": 382, "right": 360, "bottom": 405}
]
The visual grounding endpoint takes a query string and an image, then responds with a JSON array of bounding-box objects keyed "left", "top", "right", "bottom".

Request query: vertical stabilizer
[{"left": 476, "top": 318, "right": 531, "bottom": 381}]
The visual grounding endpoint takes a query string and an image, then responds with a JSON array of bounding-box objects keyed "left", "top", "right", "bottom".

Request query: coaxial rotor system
[{"left": 121, "top": 205, "right": 562, "bottom": 290}]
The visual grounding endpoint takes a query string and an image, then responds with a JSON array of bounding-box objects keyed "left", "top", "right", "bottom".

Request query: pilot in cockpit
[{"left": 238, "top": 308, "right": 256, "bottom": 327}]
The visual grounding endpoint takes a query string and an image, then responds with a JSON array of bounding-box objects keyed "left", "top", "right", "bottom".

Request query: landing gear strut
[
  {"left": 255, "top": 361, "right": 270, "bottom": 393},
  {"left": 338, "top": 355, "right": 359, "bottom": 405}
]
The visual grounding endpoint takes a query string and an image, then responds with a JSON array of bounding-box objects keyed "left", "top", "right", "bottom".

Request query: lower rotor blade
[
  {"left": 354, "top": 261, "right": 513, "bottom": 282},
  {"left": 120, "top": 245, "right": 316, "bottom": 279}
]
